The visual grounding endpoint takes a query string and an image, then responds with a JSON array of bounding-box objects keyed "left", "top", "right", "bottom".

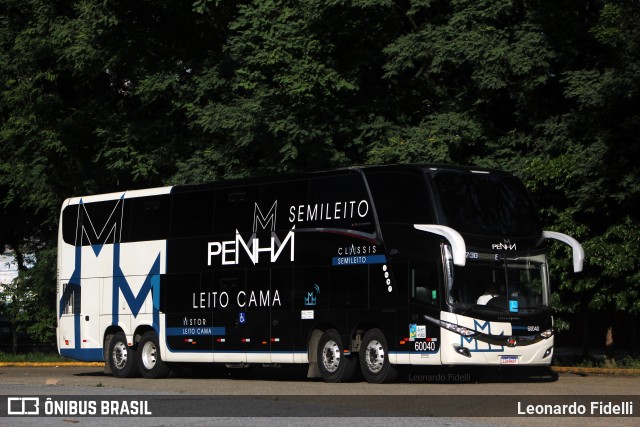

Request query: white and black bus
[{"left": 57, "top": 164, "right": 584, "bottom": 383}]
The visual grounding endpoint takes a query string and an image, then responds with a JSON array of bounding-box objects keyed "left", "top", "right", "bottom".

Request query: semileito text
[{"left": 288, "top": 200, "right": 369, "bottom": 224}]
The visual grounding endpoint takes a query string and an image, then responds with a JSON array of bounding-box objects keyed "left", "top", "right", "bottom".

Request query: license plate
[{"left": 500, "top": 356, "right": 519, "bottom": 365}]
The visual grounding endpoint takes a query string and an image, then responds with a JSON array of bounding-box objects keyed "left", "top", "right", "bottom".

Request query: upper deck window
[
  {"left": 365, "top": 171, "right": 434, "bottom": 224},
  {"left": 432, "top": 171, "right": 541, "bottom": 237}
]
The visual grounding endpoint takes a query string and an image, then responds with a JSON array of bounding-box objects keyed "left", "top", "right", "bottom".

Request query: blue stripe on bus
[
  {"left": 331, "top": 254, "right": 387, "bottom": 266},
  {"left": 60, "top": 348, "right": 104, "bottom": 362},
  {"left": 166, "top": 327, "right": 226, "bottom": 336}
]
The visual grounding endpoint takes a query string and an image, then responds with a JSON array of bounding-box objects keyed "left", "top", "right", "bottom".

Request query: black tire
[
  {"left": 359, "top": 328, "right": 397, "bottom": 383},
  {"left": 136, "top": 331, "right": 171, "bottom": 379},
  {"left": 107, "top": 332, "right": 139, "bottom": 378},
  {"left": 316, "top": 329, "right": 357, "bottom": 383}
]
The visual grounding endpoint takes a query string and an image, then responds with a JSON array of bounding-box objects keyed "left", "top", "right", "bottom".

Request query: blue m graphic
[
  {"left": 59, "top": 198, "right": 162, "bottom": 360},
  {"left": 112, "top": 244, "right": 161, "bottom": 330},
  {"left": 461, "top": 320, "right": 504, "bottom": 352}
]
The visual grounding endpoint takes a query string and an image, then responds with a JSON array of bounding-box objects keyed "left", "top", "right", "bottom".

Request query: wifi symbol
[{"left": 313, "top": 284, "right": 320, "bottom": 294}]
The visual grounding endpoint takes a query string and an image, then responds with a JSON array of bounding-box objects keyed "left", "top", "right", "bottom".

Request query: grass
[
  {"left": 615, "top": 356, "right": 640, "bottom": 369},
  {"left": 0, "top": 351, "right": 70, "bottom": 363},
  {"left": 554, "top": 356, "right": 640, "bottom": 369},
  {"left": 568, "top": 355, "right": 640, "bottom": 370}
]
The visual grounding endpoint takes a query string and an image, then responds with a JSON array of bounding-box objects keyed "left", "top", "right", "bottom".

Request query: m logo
[
  {"left": 305, "top": 292, "right": 317, "bottom": 306},
  {"left": 460, "top": 320, "right": 505, "bottom": 352},
  {"left": 304, "top": 284, "right": 320, "bottom": 306},
  {"left": 76, "top": 196, "right": 124, "bottom": 256},
  {"left": 253, "top": 201, "right": 277, "bottom": 232}
]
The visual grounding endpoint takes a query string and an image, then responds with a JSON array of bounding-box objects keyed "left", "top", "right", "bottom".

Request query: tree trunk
[
  {"left": 581, "top": 308, "right": 589, "bottom": 360},
  {"left": 12, "top": 246, "right": 26, "bottom": 272},
  {"left": 11, "top": 324, "right": 18, "bottom": 354},
  {"left": 8, "top": 243, "right": 25, "bottom": 354},
  {"left": 604, "top": 307, "right": 616, "bottom": 368},
  {"left": 630, "top": 315, "right": 637, "bottom": 357}
]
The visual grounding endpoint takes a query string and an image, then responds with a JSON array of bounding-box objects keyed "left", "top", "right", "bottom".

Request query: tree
[
  {"left": 554, "top": 0, "right": 640, "bottom": 364},
  {"left": 370, "top": 0, "right": 639, "bottom": 361},
  {"left": 1, "top": 0, "right": 638, "bottom": 359},
  {"left": 1, "top": 0, "right": 216, "bottom": 348},
  {"left": 178, "top": 0, "right": 405, "bottom": 181}
]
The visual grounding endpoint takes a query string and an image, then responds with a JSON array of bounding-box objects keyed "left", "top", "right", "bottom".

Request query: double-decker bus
[{"left": 57, "top": 164, "right": 583, "bottom": 383}]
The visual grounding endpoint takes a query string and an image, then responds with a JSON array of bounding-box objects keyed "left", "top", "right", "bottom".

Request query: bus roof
[{"left": 63, "top": 164, "right": 515, "bottom": 201}]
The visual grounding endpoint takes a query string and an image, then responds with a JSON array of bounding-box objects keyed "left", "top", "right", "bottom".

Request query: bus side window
[
  {"left": 411, "top": 266, "right": 439, "bottom": 308},
  {"left": 61, "top": 205, "right": 79, "bottom": 245},
  {"left": 129, "top": 196, "right": 171, "bottom": 242},
  {"left": 221, "top": 277, "right": 238, "bottom": 290},
  {"left": 61, "top": 282, "right": 81, "bottom": 315},
  {"left": 365, "top": 171, "right": 434, "bottom": 224},
  {"left": 214, "top": 187, "right": 259, "bottom": 235},
  {"left": 170, "top": 191, "right": 214, "bottom": 238}
]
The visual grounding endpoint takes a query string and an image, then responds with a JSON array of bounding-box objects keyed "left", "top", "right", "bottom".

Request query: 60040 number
[{"left": 414, "top": 341, "right": 437, "bottom": 352}]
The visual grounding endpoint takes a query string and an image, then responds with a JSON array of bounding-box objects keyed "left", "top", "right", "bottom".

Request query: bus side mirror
[
  {"left": 414, "top": 224, "right": 466, "bottom": 267},
  {"left": 543, "top": 231, "right": 585, "bottom": 273}
]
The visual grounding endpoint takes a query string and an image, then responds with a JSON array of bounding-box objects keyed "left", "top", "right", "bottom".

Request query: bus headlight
[
  {"left": 440, "top": 320, "right": 479, "bottom": 337},
  {"left": 540, "top": 329, "right": 553, "bottom": 339}
]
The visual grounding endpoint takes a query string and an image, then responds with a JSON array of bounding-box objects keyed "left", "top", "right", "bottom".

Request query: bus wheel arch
[
  {"left": 306, "top": 329, "right": 320, "bottom": 378},
  {"left": 350, "top": 322, "right": 379, "bottom": 354}
]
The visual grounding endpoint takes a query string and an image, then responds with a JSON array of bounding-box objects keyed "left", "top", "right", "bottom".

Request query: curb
[
  {"left": 0, "top": 362, "right": 104, "bottom": 367},
  {"left": 0, "top": 363, "right": 638, "bottom": 375},
  {"left": 551, "top": 366, "right": 640, "bottom": 376}
]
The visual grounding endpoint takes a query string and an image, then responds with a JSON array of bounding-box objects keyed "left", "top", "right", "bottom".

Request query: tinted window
[
  {"left": 411, "top": 264, "right": 439, "bottom": 308},
  {"left": 432, "top": 172, "right": 540, "bottom": 237},
  {"left": 261, "top": 180, "right": 308, "bottom": 232},
  {"left": 365, "top": 171, "right": 434, "bottom": 224},
  {"left": 61, "top": 205, "right": 79, "bottom": 245},
  {"left": 297, "top": 173, "right": 373, "bottom": 231},
  {"left": 128, "top": 195, "right": 171, "bottom": 241},
  {"left": 62, "top": 199, "right": 126, "bottom": 246},
  {"left": 213, "top": 186, "right": 260, "bottom": 235},
  {"left": 170, "top": 190, "right": 215, "bottom": 238}
]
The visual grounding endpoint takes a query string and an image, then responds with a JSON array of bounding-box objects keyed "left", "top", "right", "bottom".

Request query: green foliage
[
  {"left": 0, "top": 0, "right": 638, "bottom": 352},
  {"left": 0, "top": 248, "right": 56, "bottom": 348},
  {"left": 367, "top": 112, "right": 484, "bottom": 164}
]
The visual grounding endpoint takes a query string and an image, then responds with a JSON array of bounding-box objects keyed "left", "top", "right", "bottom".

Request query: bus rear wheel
[
  {"left": 108, "top": 332, "right": 139, "bottom": 378},
  {"left": 136, "top": 331, "right": 170, "bottom": 379},
  {"left": 359, "top": 328, "right": 397, "bottom": 383},
  {"left": 317, "top": 329, "right": 356, "bottom": 383}
]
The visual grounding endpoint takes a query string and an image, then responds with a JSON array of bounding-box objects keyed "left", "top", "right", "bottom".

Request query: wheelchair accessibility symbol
[{"left": 239, "top": 312, "right": 246, "bottom": 324}]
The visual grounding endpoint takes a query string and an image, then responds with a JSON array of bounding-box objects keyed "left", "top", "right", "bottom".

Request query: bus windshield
[
  {"left": 432, "top": 171, "right": 541, "bottom": 237},
  {"left": 445, "top": 250, "right": 550, "bottom": 313}
]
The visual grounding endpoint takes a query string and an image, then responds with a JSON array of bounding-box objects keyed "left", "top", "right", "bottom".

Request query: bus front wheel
[
  {"left": 359, "top": 328, "right": 397, "bottom": 383},
  {"left": 317, "top": 329, "right": 356, "bottom": 383},
  {"left": 108, "top": 332, "right": 139, "bottom": 378},
  {"left": 136, "top": 331, "right": 170, "bottom": 379}
]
